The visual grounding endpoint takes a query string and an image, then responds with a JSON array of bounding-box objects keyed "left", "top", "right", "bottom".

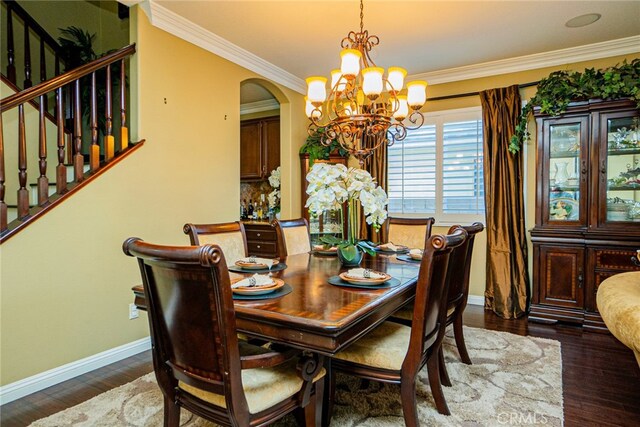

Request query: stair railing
[{"left": 0, "top": 43, "right": 142, "bottom": 243}]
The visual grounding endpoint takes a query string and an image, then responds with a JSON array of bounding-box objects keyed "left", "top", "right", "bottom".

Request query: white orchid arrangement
[
  {"left": 267, "top": 166, "right": 281, "bottom": 213},
  {"left": 305, "top": 163, "right": 388, "bottom": 259}
]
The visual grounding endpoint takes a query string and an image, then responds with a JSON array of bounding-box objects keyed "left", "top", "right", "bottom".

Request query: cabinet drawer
[
  {"left": 594, "top": 249, "right": 640, "bottom": 271},
  {"left": 245, "top": 229, "right": 276, "bottom": 242},
  {"left": 247, "top": 241, "right": 277, "bottom": 257}
]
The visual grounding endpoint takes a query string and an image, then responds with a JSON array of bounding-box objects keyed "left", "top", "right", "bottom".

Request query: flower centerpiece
[
  {"left": 305, "top": 163, "right": 388, "bottom": 266},
  {"left": 267, "top": 166, "right": 281, "bottom": 218}
]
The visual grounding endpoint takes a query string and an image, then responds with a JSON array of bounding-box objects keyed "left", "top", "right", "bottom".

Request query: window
[{"left": 388, "top": 107, "right": 484, "bottom": 224}]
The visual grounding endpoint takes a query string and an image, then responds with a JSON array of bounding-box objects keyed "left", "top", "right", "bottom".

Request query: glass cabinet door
[
  {"left": 600, "top": 112, "right": 640, "bottom": 225},
  {"left": 543, "top": 116, "right": 589, "bottom": 226}
]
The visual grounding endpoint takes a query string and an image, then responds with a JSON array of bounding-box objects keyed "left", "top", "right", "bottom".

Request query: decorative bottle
[{"left": 248, "top": 199, "right": 254, "bottom": 219}]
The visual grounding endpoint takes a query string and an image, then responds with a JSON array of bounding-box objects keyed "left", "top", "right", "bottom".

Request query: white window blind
[{"left": 388, "top": 107, "right": 485, "bottom": 224}]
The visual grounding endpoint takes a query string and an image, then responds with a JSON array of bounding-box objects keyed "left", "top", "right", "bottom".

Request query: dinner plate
[
  {"left": 339, "top": 271, "right": 391, "bottom": 285},
  {"left": 312, "top": 248, "right": 338, "bottom": 256},
  {"left": 231, "top": 278, "right": 285, "bottom": 295},
  {"left": 235, "top": 259, "right": 279, "bottom": 270},
  {"left": 376, "top": 245, "right": 409, "bottom": 254}
]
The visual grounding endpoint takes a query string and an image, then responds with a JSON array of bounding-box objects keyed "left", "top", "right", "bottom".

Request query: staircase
[{"left": 0, "top": 0, "right": 142, "bottom": 243}]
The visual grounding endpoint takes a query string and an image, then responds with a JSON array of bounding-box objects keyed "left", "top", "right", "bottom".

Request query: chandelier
[{"left": 305, "top": 0, "right": 427, "bottom": 164}]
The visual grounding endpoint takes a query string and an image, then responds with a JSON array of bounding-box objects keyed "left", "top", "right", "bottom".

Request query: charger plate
[
  {"left": 328, "top": 275, "right": 400, "bottom": 289},
  {"left": 397, "top": 254, "right": 421, "bottom": 263},
  {"left": 233, "top": 283, "right": 293, "bottom": 300},
  {"left": 228, "top": 263, "right": 287, "bottom": 274}
]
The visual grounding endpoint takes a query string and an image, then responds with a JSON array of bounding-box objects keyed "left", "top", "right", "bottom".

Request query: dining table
[{"left": 131, "top": 251, "right": 421, "bottom": 356}]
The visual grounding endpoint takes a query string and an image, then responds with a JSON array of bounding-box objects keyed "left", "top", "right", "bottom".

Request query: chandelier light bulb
[
  {"left": 306, "top": 76, "right": 328, "bottom": 105},
  {"left": 386, "top": 67, "right": 407, "bottom": 94},
  {"left": 406, "top": 81, "right": 427, "bottom": 109},
  {"left": 362, "top": 67, "right": 384, "bottom": 99},
  {"left": 331, "top": 69, "right": 346, "bottom": 93},
  {"left": 342, "top": 101, "right": 354, "bottom": 116},
  {"left": 392, "top": 95, "right": 409, "bottom": 120},
  {"left": 340, "top": 49, "right": 362, "bottom": 78}
]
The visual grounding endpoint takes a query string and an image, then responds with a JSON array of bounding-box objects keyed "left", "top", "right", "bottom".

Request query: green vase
[{"left": 337, "top": 246, "right": 363, "bottom": 267}]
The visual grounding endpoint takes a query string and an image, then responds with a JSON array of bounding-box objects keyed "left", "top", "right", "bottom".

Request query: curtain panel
[
  {"left": 479, "top": 86, "right": 530, "bottom": 319},
  {"left": 360, "top": 145, "right": 388, "bottom": 243}
]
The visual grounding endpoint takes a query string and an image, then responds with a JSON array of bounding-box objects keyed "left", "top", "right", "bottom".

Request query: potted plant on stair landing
[{"left": 305, "top": 163, "right": 387, "bottom": 266}]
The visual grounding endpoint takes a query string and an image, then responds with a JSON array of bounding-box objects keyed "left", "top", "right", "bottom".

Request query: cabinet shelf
[
  {"left": 607, "top": 185, "right": 640, "bottom": 191},
  {"left": 550, "top": 150, "right": 579, "bottom": 159},
  {"left": 607, "top": 148, "right": 640, "bottom": 156}
]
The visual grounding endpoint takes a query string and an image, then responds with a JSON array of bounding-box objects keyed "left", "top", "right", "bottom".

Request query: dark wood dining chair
[
  {"left": 386, "top": 216, "right": 435, "bottom": 249},
  {"left": 122, "top": 238, "right": 325, "bottom": 427},
  {"left": 326, "top": 229, "right": 467, "bottom": 424},
  {"left": 183, "top": 221, "right": 248, "bottom": 265},
  {"left": 273, "top": 218, "right": 312, "bottom": 259},
  {"left": 437, "top": 222, "right": 484, "bottom": 386}
]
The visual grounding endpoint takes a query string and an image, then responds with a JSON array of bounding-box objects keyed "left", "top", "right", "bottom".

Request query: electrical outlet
[{"left": 129, "top": 303, "right": 139, "bottom": 320}]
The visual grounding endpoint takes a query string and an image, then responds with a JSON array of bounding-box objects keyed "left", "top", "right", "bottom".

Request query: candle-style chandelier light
[{"left": 305, "top": 0, "right": 427, "bottom": 164}]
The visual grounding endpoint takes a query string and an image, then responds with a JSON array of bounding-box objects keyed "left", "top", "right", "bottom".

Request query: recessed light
[{"left": 566, "top": 13, "right": 602, "bottom": 28}]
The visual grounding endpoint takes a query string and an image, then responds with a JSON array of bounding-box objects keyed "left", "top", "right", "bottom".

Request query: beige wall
[
  {"left": 1, "top": 3, "right": 638, "bottom": 386},
  {"left": 0, "top": 7, "right": 306, "bottom": 386},
  {"left": 424, "top": 53, "right": 640, "bottom": 299}
]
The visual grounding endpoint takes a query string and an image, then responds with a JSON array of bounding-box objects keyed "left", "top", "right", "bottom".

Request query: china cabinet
[
  {"left": 240, "top": 116, "right": 280, "bottom": 181},
  {"left": 530, "top": 99, "right": 640, "bottom": 332},
  {"left": 300, "top": 153, "right": 348, "bottom": 246}
]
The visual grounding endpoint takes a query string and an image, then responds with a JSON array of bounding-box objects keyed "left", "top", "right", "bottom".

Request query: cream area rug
[{"left": 30, "top": 327, "right": 563, "bottom": 426}]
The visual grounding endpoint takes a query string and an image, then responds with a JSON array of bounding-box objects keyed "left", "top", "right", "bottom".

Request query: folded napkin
[
  {"left": 238, "top": 256, "right": 275, "bottom": 268},
  {"left": 345, "top": 268, "right": 387, "bottom": 279},
  {"left": 378, "top": 242, "right": 398, "bottom": 251},
  {"left": 409, "top": 249, "right": 423, "bottom": 259},
  {"left": 232, "top": 274, "right": 274, "bottom": 289}
]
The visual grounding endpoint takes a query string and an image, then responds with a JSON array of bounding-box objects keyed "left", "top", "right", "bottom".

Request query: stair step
[
  {"left": 28, "top": 182, "right": 57, "bottom": 207},
  {"left": 7, "top": 206, "right": 18, "bottom": 223},
  {"left": 66, "top": 164, "right": 91, "bottom": 183}
]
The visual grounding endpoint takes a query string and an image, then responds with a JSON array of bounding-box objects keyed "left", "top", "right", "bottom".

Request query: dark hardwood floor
[{"left": 1, "top": 306, "right": 639, "bottom": 426}]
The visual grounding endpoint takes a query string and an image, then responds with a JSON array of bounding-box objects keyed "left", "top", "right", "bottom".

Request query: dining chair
[
  {"left": 326, "top": 229, "right": 467, "bottom": 423},
  {"left": 273, "top": 218, "right": 312, "bottom": 259},
  {"left": 183, "top": 221, "right": 248, "bottom": 265},
  {"left": 386, "top": 217, "right": 436, "bottom": 249},
  {"left": 122, "top": 238, "right": 325, "bottom": 427},
  {"left": 437, "top": 222, "right": 484, "bottom": 386}
]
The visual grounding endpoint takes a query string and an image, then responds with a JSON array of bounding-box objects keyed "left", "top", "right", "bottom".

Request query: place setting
[
  {"left": 230, "top": 273, "right": 292, "bottom": 300},
  {"left": 228, "top": 256, "right": 287, "bottom": 273},
  {"left": 374, "top": 242, "right": 409, "bottom": 254},
  {"left": 328, "top": 268, "right": 400, "bottom": 289},
  {"left": 397, "top": 248, "right": 423, "bottom": 263},
  {"left": 311, "top": 244, "right": 339, "bottom": 256}
]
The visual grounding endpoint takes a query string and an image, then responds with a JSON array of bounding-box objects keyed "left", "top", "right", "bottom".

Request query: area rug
[{"left": 29, "top": 327, "right": 563, "bottom": 426}]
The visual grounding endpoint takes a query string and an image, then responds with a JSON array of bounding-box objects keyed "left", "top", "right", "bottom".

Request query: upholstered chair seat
[
  {"left": 180, "top": 360, "right": 326, "bottom": 414},
  {"left": 393, "top": 306, "right": 455, "bottom": 322}
]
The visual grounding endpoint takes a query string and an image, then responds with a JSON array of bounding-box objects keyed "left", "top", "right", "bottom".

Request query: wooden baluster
[
  {"left": 90, "top": 72, "right": 99, "bottom": 172},
  {"left": 39, "top": 39, "right": 47, "bottom": 111},
  {"left": 0, "top": 115, "right": 7, "bottom": 232},
  {"left": 37, "top": 95, "right": 49, "bottom": 205},
  {"left": 55, "top": 87, "right": 67, "bottom": 194},
  {"left": 24, "top": 23, "right": 32, "bottom": 88},
  {"left": 120, "top": 59, "right": 128, "bottom": 151},
  {"left": 104, "top": 65, "right": 114, "bottom": 161},
  {"left": 6, "top": 3, "right": 16, "bottom": 84},
  {"left": 73, "top": 80, "right": 84, "bottom": 182},
  {"left": 17, "top": 104, "right": 29, "bottom": 218}
]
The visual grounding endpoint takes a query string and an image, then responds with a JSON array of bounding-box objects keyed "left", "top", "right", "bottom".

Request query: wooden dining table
[{"left": 132, "top": 251, "right": 421, "bottom": 356}]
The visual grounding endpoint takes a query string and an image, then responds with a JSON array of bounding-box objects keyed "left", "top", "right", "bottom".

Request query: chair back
[
  {"left": 122, "top": 238, "right": 249, "bottom": 415},
  {"left": 387, "top": 217, "right": 435, "bottom": 249},
  {"left": 273, "top": 218, "right": 311, "bottom": 258},
  {"left": 404, "top": 229, "right": 467, "bottom": 371},
  {"left": 445, "top": 222, "right": 484, "bottom": 312},
  {"left": 183, "top": 221, "right": 248, "bottom": 265}
]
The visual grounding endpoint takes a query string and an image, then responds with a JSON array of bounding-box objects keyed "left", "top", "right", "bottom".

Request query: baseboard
[
  {"left": 467, "top": 294, "right": 485, "bottom": 306},
  {"left": 0, "top": 337, "right": 151, "bottom": 405}
]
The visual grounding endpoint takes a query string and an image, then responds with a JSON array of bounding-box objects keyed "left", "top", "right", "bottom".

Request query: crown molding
[
  {"left": 411, "top": 35, "right": 640, "bottom": 85},
  {"left": 144, "top": 1, "right": 306, "bottom": 94},
  {"left": 240, "top": 99, "right": 280, "bottom": 116}
]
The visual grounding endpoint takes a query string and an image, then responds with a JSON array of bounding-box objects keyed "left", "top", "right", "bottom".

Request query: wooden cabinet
[
  {"left": 300, "top": 153, "right": 349, "bottom": 245},
  {"left": 243, "top": 222, "right": 278, "bottom": 258},
  {"left": 530, "top": 99, "right": 640, "bottom": 331},
  {"left": 240, "top": 116, "right": 280, "bottom": 181}
]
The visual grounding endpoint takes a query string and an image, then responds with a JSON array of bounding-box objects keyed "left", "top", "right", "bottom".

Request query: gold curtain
[
  {"left": 479, "top": 85, "right": 530, "bottom": 319},
  {"left": 359, "top": 145, "right": 388, "bottom": 243}
]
